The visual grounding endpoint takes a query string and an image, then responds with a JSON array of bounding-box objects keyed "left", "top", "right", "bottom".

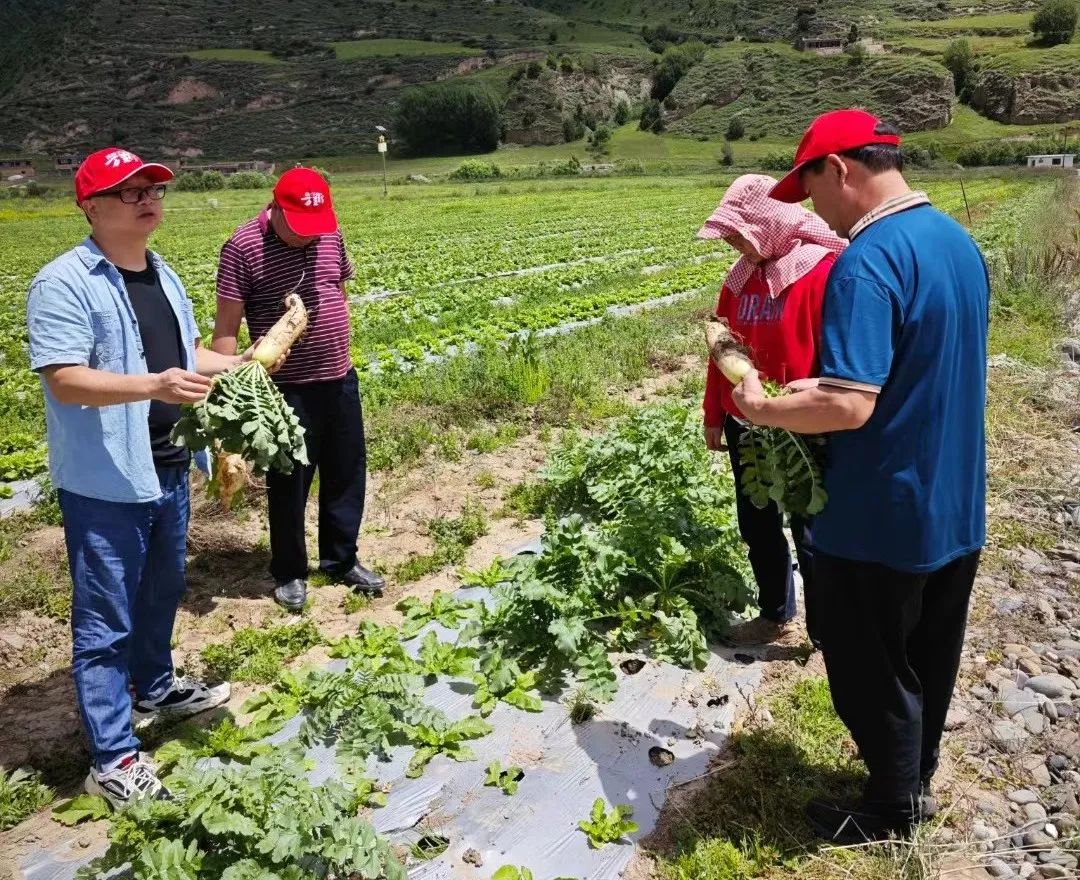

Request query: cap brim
[
  {"left": 79, "top": 162, "right": 175, "bottom": 203},
  {"left": 768, "top": 166, "right": 808, "bottom": 203},
  {"left": 281, "top": 207, "right": 338, "bottom": 237},
  {"left": 113, "top": 162, "right": 174, "bottom": 188}
]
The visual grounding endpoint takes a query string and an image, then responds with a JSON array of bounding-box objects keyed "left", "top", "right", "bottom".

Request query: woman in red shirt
[{"left": 698, "top": 174, "right": 845, "bottom": 649}]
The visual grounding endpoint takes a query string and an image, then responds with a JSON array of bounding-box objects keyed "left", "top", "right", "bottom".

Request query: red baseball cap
[
  {"left": 273, "top": 167, "right": 338, "bottom": 237},
  {"left": 75, "top": 147, "right": 174, "bottom": 203},
  {"left": 770, "top": 109, "right": 902, "bottom": 203}
]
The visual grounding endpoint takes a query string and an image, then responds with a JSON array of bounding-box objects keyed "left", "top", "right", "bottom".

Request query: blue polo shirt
[{"left": 814, "top": 202, "right": 989, "bottom": 573}]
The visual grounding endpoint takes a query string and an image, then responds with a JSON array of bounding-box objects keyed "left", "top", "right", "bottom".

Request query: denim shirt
[{"left": 27, "top": 238, "right": 208, "bottom": 503}]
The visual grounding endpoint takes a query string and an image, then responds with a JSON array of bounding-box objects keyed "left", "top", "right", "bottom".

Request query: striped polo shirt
[{"left": 217, "top": 208, "right": 355, "bottom": 384}]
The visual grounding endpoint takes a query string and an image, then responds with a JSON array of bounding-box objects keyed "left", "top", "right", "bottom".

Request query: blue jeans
[{"left": 59, "top": 465, "right": 190, "bottom": 769}]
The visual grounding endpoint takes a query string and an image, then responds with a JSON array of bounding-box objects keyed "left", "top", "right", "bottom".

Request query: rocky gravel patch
[{"left": 950, "top": 546, "right": 1080, "bottom": 879}]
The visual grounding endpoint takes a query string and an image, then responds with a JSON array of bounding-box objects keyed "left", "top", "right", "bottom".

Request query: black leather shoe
[
  {"left": 336, "top": 564, "right": 385, "bottom": 596},
  {"left": 273, "top": 578, "right": 308, "bottom": 612},
  {"left": 806, "top": 799, "right": 915, "bottom": 845}
]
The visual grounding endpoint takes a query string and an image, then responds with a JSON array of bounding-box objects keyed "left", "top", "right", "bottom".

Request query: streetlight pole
[{"left": 377, "top": 132, "right": 388, "bottom": 197}]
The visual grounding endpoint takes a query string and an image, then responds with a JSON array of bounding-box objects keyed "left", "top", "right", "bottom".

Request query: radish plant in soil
[{"left": 706, "top": 317, "right": 828, "bottom": 517}]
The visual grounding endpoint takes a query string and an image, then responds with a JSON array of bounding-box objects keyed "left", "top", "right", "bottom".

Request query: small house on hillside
[
  {"left": 1026, "top": 154, "right": 1075, "bottom": 169},
  {"left": 795, "top": 36, "right": 846, "bottom": 55},
  {"left": 179, "top": 160, "right": 275, "bottom": 176},
  {"left": 0, "top": 158, "right": 35, "bottom": 178},
  {"left": 54, "top": 154, "right": 86, "bottom": 173}
]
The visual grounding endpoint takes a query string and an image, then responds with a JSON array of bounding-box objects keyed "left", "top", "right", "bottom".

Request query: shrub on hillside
[
  {"left": 844, "top": 42, "right": 868, "bottom": 64},
  {"left": 587, "top": 124, "right": 613, "bottom": 159},
  {"left": 641, "top": 23, "right": 688, "bottom": 53},
  {"left": 613, "top": 100, "right": 631, "bottom": 126},
  {"left": 639, "top": 99, "right": 665, "bottom": 134},
  {"left": 1031, "top": 0, "right": 1078, "bottom": 46},
  {"left": 563, "top": 116, "right": 587, "bottom": 142},
  {"left": 651, "top": 41, "right": 707, "bottom": 101},
  {"left": 395, "top": 83, "right": 502, "bottom": 155},
  {"left": 173, "top": 170, "right": 226, "bottom": 192},
  {"left": 726, "top": 115, "right": 746, "bottom": 140},
  {"left": 226, "top": 171, "right": 275, "bottom": 190},
  {"left": 552, "top": 155, "right": 582, "bottom": 176},
  {"left": 760, "top": 150, "right": 796, "bottom": 171},
  {"left": 449, "top": 159, "right": 502, "bottom": 181},
  {"left": 943, "top": 39, "right": 975, "bottom": 99}
]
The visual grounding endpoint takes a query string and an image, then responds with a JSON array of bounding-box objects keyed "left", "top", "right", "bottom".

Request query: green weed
[
  {"left": 474, "top": 471, "right": 497, "bottom": 490},
  {"left": 0, "top": 766, "right": 54, "bottom": 831},
  {"left": 500, "top": 480, "right": 552, "bottom": 520},
  {"left": 393, "top": 500, "right": 489, "bottom": 583},
  {"left": 466, "top": 424, "right": 523, "bottom": 453},
  {"left": 342, "top": 591, "right": 369, "bottom": 615},
  {"left": 200, "top": 619, "right": 322, "bottom": 684}
]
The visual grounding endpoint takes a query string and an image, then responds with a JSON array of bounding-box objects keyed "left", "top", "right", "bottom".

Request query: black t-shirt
[{"left": 118, "top": 263, "right": 190, "bottom": 467}]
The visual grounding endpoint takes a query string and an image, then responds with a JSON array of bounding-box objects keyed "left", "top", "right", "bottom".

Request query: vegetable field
[{"left": 0, "top": 173, "right": 1047, "bottom": 493}]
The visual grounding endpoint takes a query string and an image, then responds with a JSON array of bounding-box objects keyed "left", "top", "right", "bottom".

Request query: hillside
[
  {"left": 663, "top": 45, "right": 954, "bottom": 137},
  {"left": 0, "top": 0, "right": 1076, "bottom": 161},
  {"left": 970, "top": 43, "right": 1080, "bottom": 123}
]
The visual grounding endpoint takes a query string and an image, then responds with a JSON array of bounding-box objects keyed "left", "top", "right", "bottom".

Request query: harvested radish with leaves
[
  {"left": 172, "top": 293, "right": 310, "bottom": 492},
  {"left": 705, "top": 317, "right": 828, "bottom": 517}
]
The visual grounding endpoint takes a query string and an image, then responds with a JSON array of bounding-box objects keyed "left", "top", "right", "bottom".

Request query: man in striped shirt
[{"left": 212, "top": 168, "right": 384, "bottom": 611}]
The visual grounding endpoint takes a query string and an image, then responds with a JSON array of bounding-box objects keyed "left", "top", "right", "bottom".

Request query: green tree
[
  {"left": 942, "top": 38, "right": 975, "bottom": 99},
  {"left": 847, "top": 23, "right": 860, "bottom": 43},
  {"left": 613, "top": 100, "right": 631, "bottom": 126},
  {"left": 1031, "top": 0, "right": 1078, "bottom": 45},
  {"left": 587, "top": 124, "right": 613, "bottom": 159},
  {"left": 844, "top": 41, "right": 867, "bottom": 64},
  {"left": 639, "top": 99, "right": 665, "bottom": 133},
  {"left": 726, "top": 115, "right": 745, "bottom": 140},
  {"left": 395, "top": 83, "right": 502, "bottom": 155}
]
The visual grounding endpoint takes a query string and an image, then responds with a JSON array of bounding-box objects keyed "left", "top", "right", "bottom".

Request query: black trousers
[
  {"left": 267, "top": 369, "right": 367, "bottom": 582},
  {"left": 817, "top": 548, "right": 980, "bottom": 814},
  {"left": 724, "top": 417, "right": 817, "bottom": 637}
]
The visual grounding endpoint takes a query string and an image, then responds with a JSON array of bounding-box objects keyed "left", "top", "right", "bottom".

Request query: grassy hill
[
  {"left": 665, "top": 44, "right": 953, "bottom": 137},
  {"left": 0, "top": 0, "right": 1076, "bottom": 162}
]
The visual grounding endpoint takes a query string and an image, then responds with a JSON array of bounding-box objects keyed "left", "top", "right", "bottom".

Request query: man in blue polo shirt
[{"left": 733, "top": 109, "right": 989, "bottom": 843}]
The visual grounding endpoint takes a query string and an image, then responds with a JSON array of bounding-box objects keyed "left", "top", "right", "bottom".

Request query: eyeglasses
[{"left": 95, "top": 184, "right": 168, "bottom": 204}]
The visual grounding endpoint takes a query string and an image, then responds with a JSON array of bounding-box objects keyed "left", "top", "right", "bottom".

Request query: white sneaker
[
  {"left": 85, "top": 753, "right": 170, "bottom": 809},
  {"left": 132, "top": 676, "right": 231, "bottom": 727}
]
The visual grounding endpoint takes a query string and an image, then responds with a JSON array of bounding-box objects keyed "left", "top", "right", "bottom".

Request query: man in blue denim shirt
[{"left": 27, "top": 148, "right": 253, "bottom": 806}]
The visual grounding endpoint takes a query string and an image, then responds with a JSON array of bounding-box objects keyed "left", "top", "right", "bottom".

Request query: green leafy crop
[
  {"left": 77, "top": 752, "right": 406, "bottom": 880},
  {"left": 578, "top": 798, "right": 639, "bottom": 849},
  {"left": 484, "top": 760, "right": 525, "bottom": 795},
  {"left": 404, "top": 715, "right": 493, "bottom": 778},
  {"left": 396, "top": 590, "right": 480, "bottom": 639},
  {"left": 171, "top": 361, "right": 309, "bottom": 478},
  {"left": 737, "top": 383, "right": 828, "bottom": 517}
]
